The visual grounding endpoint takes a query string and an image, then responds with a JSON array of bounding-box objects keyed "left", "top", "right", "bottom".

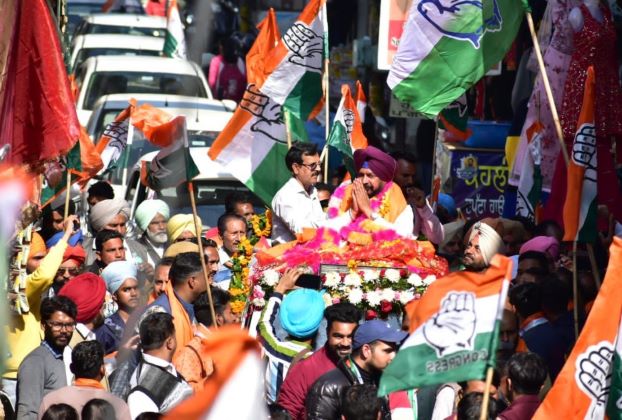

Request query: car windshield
[
  {"left": 84, "top": 71, "right": 207, "bottom": 110},
  {"left": 68, "top": 1, "right": 144, "bottom": 34},
  {"left": 157, "top": 181, "right": 265, "bottom": 228},
  {"left": 74, "top": 48, "right": 160, "bottom": 73},
  {"left": 85, "top": 23, "right": 166, "bottom": 38}
]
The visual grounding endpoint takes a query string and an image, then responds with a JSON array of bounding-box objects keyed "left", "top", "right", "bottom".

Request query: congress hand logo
[
  {"left": 423, "top": 292, "right": 477, "bottom": 357},
  {"left": 283, "top": 23, "right": 323, "bottom": 71},
  {"left": 576, "top": 341, "right": 614, "bottom": 420}
]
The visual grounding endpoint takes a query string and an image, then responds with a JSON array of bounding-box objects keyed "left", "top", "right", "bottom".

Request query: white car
[
  {"left": 73, "top": 13, "right": 166, "bottom": 39},
  {"left": 70, "top": 34, "right": 164, "bottom": 73},
  {"left": 74, "top": 55, "right": 212, "bottom": 125},
  {"left": 67, "top": 0, "right": 144, "bottom": 36},
  {"left": 87, "top": 93, "right": 235, "bottom": 193}
]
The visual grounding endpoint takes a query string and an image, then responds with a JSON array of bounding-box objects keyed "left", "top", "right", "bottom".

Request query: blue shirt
[
  {"left": 95, "top": 312, "right": 126, "bottom": 355},
  {"left": 149, "top": 290, "right": 195, "bottom": 322}
]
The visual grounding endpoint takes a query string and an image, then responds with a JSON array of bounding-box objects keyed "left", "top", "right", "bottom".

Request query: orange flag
[
  {"left": 533, "top": 237, "right": 622, "bottom": 420},
  {"left": 355, "top": 80, "right": 367, "bottom": 124},
  {"left": 246, "top": 8, "right": 280, "bottom": 87},
  {"left": 129, "top": 99, "right": 183, "bottom": 148},
  {"left": 77, "top": 126, "right": 103, "bottom": 179},
  {"left": 162, "top": 327, "right": 267, "bottom": 419}
]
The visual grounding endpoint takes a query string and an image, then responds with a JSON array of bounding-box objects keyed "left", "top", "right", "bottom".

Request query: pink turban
[
  {"left": 353, "top": 146, "right": 397, "bottom": 182},
  {"left": 519, "top": 236, "right": 560, "bottom": 260},
  {"left": 58, "top": 273, "right": 106, "bottom": 323}
]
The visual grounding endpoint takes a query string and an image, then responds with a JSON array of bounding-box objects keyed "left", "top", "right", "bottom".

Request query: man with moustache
[
  {"left": 214, "top": 214, "right": 247, "bottom": 290},
  {"left": 271, "top": 142, "right": 326, "bottom": 244},
  {"left": 95, "top": 261, "right": 141, "bottom": 355},
  {"left": 16, "top": 296, "right": 78, "bottom": 420},
  {"left": 133, "top": 199, "right": 170, "bottom": 267},
  {"left": 277, "top": 303, "right": 361, "bottom": 420},
  {"left": 462, "top": 220, "right": 504, "bottom": 272}
]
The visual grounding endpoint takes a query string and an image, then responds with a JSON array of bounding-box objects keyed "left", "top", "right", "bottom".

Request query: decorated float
[{"left": 227, "top": 208, "right": 449, "bottom": 321}]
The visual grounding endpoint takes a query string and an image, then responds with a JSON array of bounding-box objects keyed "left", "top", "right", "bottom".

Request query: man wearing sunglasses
[
  {"left": 271, "top": 142, "right": 327, "bottom": 244},
  {"left": 45, "top": 245, "right": 86, "bottom": 299}
]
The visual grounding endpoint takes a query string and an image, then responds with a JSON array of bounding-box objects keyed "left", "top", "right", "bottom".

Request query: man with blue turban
[
  {"left": 134, "top": 199, "right": 170, "bottom": 267},
  {"left": 95, "top": 261, "right": 140, "bottom": 354},
  {"left": 257, "top": 267, "right": 326, "bottom": 405}
]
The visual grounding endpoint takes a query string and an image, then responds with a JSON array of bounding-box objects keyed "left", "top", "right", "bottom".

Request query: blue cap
[
  {"left": 437, "top": 193, "right": 457, "bottom": 219},
  {"left": 353, "top": 319, "right": 408, "bottom": 349},
  {"left": 279, "top": 289, "right": 325, "bottom": 339}
]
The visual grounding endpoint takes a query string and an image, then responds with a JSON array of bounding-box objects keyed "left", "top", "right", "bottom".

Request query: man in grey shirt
[{"left": 17, "top": 296, "right": 77, "bottom": 420}]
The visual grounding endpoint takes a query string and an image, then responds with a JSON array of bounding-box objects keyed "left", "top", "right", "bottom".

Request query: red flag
[{"left": 0, "top": 0, "right": 80, "bottom": 165}]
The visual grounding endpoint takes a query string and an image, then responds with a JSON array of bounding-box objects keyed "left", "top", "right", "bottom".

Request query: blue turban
[
  {"left": 279, "top": 289, "right": 325, "bottom": 339},
  {"left": 437, "top": 193, "right": 457, "bottom": 219},
  {"left": 134, "top": 199, "right": 170, "bottom": 231},
  {"left": 101, "top": 260, "right": 137, "bottom": 294}
]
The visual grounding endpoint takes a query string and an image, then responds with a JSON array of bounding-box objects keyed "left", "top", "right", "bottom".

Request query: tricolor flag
[
  {"left": 208, "top": 10, "right": 290, "bottom": 205},
  {"left": 258, "top": 0, "right": 327, "bottom": 121},
  {"left": 562, "top": 66, "right": 597, "bottom": 243},
  {"left": 438, "top": 95, "right": 472, "bottom": 141},
  {"left": 162, "top": 326, "right": 267, "bottom": 420},
  {"left": 379, "top": 255, "right": 512, "bottom": 394},
  {"left": 533, "top": 237, "right": 622, "bottom": 420},
  {"left": 246, "top": 8, "right": 280, "bottom": 87},
  {"left": 355, "top": 80, "right": 367, "bottom": 124},
  {"left": 327, "top": 84, "right": 368, "bottom": 176},
  {"left": 95, "top": 105, "right": 131, "bottom": 174},
  {"left": 387, "top": 0, "right": 527, "bottom": 118},
  {"left": 163, "top": 0, "right": 187, "bottom": 59},
  {"left": 516, "top": 121, "right": 544, "bottom": 222}
]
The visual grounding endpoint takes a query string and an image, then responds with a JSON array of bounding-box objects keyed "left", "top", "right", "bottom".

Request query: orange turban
[{"left": 29, "top": 232, "right": 46, "bottom": 259}]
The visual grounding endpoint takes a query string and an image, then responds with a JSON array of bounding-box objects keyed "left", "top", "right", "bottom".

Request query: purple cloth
[
  {"left": 519, "top": 236, "right": 560, "bottom": 260},
  {"left": 498, "top": 395, "right": 541, "bottom": 420},
  {"left": 353, "top": 146, "right": 397, "bottom": 182}
]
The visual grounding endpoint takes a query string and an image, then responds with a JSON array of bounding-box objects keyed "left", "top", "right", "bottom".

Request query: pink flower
[
  {"left": 332, "top": 297, "right": 341, "bottom": 304},
  {"left": 394, "top": 291, "right": 401, "bottom": 300},
  {"left": 366, "top": 309, "right": 378, "bottom": 320},
  {"left": 252, "top": 285, "right": 265, "bottom": 299}
]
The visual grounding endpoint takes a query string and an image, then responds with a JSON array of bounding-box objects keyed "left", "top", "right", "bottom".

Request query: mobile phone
[{"left": 295, "top": 273, "right": 322, "bottom": 290}]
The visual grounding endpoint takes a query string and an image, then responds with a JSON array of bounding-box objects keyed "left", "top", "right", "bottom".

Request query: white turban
[
  {"left": 101, "top": 260, "right": 137, "bottom": 294},
  {"left": 89, "top": 198, "right": 131, "bottom": 232},
  {"left": 134, "top": 199, "right": 170, "bottom": 231},
  {"left": 469, "top": 221, "right": 504, "bottom": 265}
]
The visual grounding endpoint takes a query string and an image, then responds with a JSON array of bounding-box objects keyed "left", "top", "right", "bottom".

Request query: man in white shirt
[
  {"left": 127, "top": 312, "right": 192, "bottom": 419},
  {"left": 214, "top": 213, "right": 247, "bottom": 289},
  {"left": 271, "top": 141, "right": 326, "bottom": 244}
]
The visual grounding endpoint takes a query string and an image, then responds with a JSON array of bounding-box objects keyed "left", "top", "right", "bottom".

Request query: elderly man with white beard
[{"left": 134, "top": 199, "right": 171, "bottom": 268}]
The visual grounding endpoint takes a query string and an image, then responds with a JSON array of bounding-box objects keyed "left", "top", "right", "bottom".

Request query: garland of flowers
[
  {"left": 248, "top": 209, "right": 272, "bottom": 245},
  {"left": 228, "top": 237, "right": 254, "bottom": 314}
]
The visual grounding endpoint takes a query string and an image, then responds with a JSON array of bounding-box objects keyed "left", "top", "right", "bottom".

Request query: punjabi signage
[{"left": 449, "top": 148, "right": 508, "bottom": 219}]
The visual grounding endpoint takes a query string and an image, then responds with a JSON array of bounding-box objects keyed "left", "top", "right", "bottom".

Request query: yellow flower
[
  {"left": 347, "top": 259, "right": 358, "bottom": 270},
  {"left": 230, "top": 300, "right": 246, "bottom": 314}
]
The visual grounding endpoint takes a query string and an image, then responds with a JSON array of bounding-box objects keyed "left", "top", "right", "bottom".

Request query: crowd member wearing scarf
[{"left": 134, "top": 199, "right": 170, "bottom": 267}]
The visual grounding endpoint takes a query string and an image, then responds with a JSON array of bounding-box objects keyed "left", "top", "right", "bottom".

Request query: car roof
[
  {"left": 82, "top": 55, "right": 201, "bottom": 74},
  {"left": 91, "top": 94, "right": 234, "bottom": 132},
  {"left": 83, "top": 13, "right": 166, "bottom": 27},
  {"left": 72, "top": 34, "right": 164, "bottom": 50},
  {"left": 139, "top": 147, "right": 236, "bottom": 181}
]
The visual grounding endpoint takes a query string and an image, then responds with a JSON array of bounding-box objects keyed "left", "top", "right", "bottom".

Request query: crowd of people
[{"left": 3, "top": 141, "right": 605, "bottom": 420}]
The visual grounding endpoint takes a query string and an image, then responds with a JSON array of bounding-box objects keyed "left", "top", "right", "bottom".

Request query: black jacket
[{"left": 304, "top": 358, "right": 390, "bottom": 420}]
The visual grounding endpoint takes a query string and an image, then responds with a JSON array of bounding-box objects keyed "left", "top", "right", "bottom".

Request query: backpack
[{"left": 215, "top": 58, "right": 246, "bottom": 102}]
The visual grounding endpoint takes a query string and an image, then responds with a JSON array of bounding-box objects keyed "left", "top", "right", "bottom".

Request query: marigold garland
[
  {"left": 228, "top": 237, "right": 254, "bottom": 314},
  {"left": 251, "top": 209, "right": 272, "bottom": 238}
]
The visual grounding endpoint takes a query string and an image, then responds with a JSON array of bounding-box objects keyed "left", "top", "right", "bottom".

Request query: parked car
[
  {"left": 70, "top": 34, "right": 164, "bottom": 73},
  {"left": 73, "top": 13, "right": 166, "bottom": 39},
  {"left": 74, "top": 55, "right": 212, "bottom": 125},
  {"left": 125, "top": 148, "right": 263, "bottom": 229},
  {"left": 67, "top": 0, "right": 144, "bottom": 37}
]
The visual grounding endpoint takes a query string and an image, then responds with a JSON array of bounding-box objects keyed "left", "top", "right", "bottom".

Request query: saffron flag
[
  {"left": 257, "top": 0, "right": 327, "bottom": 121},
  {"left": 327, "top": 84, "right": 368, "bottom": 176},
  {"left": 387, "top": 0, "right": 527, "bottom": 118},
  {"left": 516, "top": 121, "right": 544, "bottom": 222},
  {"left": 562, "top": 66, "right": 597, "bottom": 243},
  {"left": 0, "top": 0, "right": 80, "bottom": 165},
  {"left": 533, "top": 237, "right": 622, "bottom": 420},
  {"left": 246, "top": 8, "right": 280, "bottom": 87},
  {"left": 96, "top": 105, "right": 131, "bottom": 174},
  {"left": 162, "top": 327, "right": 268, "bottom": 420},
  {"left": 163, "top": 0, "right": 187, "bottom": 59},
  {"left": 355, "top": 80, "right": 367, "bottom": 124},
  {"left": 208, "top": 11, "right": 291, "bottom": 205},
  {"left": 379, "top": 255, "right": 512, "bottom": 394},
  {"left": 130, "top": 101, "right": 182, "bottom": 148}
]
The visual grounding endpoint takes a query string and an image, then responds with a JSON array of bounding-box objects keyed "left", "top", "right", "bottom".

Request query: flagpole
[
  {"left": 63, "top": 169, "right": 71, "bottom": 219},
  {"left": 187, "top": 181, "right": 218, "bottom": 327},
  {"left": 586, "top": 243, "right": 602, "bottom": 289},
  {"left": 478, "top": 366, "right": 495, "bottom": 420},
  {"left": 525, "top": 12, "right": 569, "bottom": 166},
  {"left": 572, "top": 240, "right": 579, "bottom": 340},
  {"left": 285, "top": 110, "right": 293, "bottom": 149},
  {"left": 323, "top": 20, "right": 330, "bottom": 182}
]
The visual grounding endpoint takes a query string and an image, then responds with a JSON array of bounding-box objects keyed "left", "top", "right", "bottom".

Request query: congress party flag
[
  {"left": 95, "top": 105, "right": 131, "bottom": 174},
  {"left": 562, "top": 66, "right": 597, "bottom": 243},
  {"left": 534, "top": 237, "right": 622, "bottom": 420},
  {"left": 387, "top": 0, "right": 527, "bottom": 118},
  {"left": 258, "top": 0, "right": 327, "bottom": 121},
  {"left": 379, "top": 255, "right": 512, "bottom": 394},
  {"left": 355, "top": 80, "right": 367, "bottom": 124},
  {"left": 163, "top": 0, "right": 187, "bottom": 59},
  {"left": 163, "top": 327, "right": 267, "bottom": 420},
  {"left": 246, "top": 8, "right": 280, "bottom": 87},
  {"left": 516, "top": 121, "right": 544, "bottom": 222}
]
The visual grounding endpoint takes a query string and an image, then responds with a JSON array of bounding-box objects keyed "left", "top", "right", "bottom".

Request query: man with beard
[
  {"left": 95, "top": 261, "right": 141, "bottom": 355},
  {"left": 45, "top": 245, "right": 86, "bottom": 298},
  {"left": 462, "top": 220, "right": 504, "bottom": 272},
  {"left": 134, "top": 199, "right": 170, "bottom": 267},
  {"left": 16, "top": 296, "right": 77, "bottom": 420},
  {"left": 271, "top": 142, "right": 326, "bottom": 244},
  {"left": 58, "top": 273, "right": 107, "bottom": 348},
  {"left": 326, "top": 146, "right": 414, "bottom": 238},
  {"left": 277, "top": 303, "right": 361, "bottom": 420},
  {"left": 390, "top": 151, "right": 444, "bottom": 244},
  {"left": 305, "top": 319, "right": 407, "bottom": 420}
]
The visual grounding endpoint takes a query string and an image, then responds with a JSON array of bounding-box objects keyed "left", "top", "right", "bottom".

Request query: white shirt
[
  {"left": 215, "top": 247, "right": 233, "bottom": 291},
  {"left": 127, "top": 353, "right": 180, "bottom": 419},
  {"left": 271, "top": 177, "right": 326, "bottom": 244}
]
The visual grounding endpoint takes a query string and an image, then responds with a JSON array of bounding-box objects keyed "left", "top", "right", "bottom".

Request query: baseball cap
[{"left": 353, "top": 319, "right": 408, "bottom": 349}]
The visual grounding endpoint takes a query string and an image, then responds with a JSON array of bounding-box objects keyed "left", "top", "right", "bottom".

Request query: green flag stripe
[
  {"left": 163, "top": 33, "right": 178, "bottom": 56},
  {"left": 282, "top": 71, "right": 323, "bottom": 121},
  {"left": 245, "top": 143, "right": 290, "bottom": 205},
  {"left": 577, "top": 199, "right": 598, "bottom": 243},
  {"left": 607, "top": 351, "right": 622, "bottom": 418}
]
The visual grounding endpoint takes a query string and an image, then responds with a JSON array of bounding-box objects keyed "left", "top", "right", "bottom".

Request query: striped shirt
[{"left": 257, "top": 293, "right": 311, "bottom": 404}]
